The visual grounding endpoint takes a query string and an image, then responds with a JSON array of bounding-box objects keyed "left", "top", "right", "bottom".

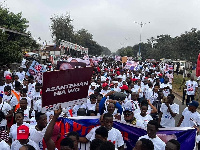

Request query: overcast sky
[{"left": 3, "top": 0, "right": 200, "bottom": 52}]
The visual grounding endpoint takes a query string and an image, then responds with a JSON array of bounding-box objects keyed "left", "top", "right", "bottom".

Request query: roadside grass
[{"left": 172, "top": 74, "right": 189, "bottom": 96}]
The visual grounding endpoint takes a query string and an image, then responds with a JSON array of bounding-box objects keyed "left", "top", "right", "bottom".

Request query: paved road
[{"left": 174, "top": 95, "right": 186, "bottom": 126}]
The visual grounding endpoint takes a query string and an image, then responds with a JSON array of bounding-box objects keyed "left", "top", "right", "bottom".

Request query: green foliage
[
  {"left": 50, "top": 13, "right": 103, "bottom": 56},
  {"left": 101, "top": 46, "right": 111, "bottom": 56},
  {"left": 116, "top": 28, "right": 200, "bottom": 62},
  {"left": 50, "top": 13, "right": 74, "bottom": 45},
  {"left": 0, "top": 5, "right": 39, "bottom": 65}
]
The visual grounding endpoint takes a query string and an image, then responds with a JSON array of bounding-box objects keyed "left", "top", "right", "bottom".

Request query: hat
[
  {"left": 120, "top": 85, "right": 129, "bottom": 90},
  {"left": 102, "top": 82, "right": 108, "bottom": 88},
  {"left": 5, "top": 75, "right": 12, "bottom": 80},
  {"left": 188, "top": 100, "right": 199, "bottom": 108},
  {"left": 131, "top": 78, "right": 138, "bottom": 82},
  {"left": 123, "top": 107, "right": 133, "bottom": 112},
  {"left": 91, "top": 82, "right": 97, "bottom": 86},
  {"left": 17, "top": 125, "right": 29, "bottom": 140},
  {"left": 116, "top": 71, "right": 120, "bottom": 76}
]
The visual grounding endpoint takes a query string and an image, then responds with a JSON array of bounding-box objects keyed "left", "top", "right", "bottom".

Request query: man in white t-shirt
[
  {"left": 16, "top": 67, "right": 26, "bottom": 83},
  {"left": 178, "top": 100, "right": 200, "bottom": 128},
  {"left": 100, "top": 83, "right": 110, "bottom": 96},
  {"left": 165, "top": 70, "right": 173, "bottom": 84},
  {"left": 90, "top": 113, "right": 124, "bottom": 150},
  {"left": 185, "top": 76, "right": 198, "bottom": 105},
  {"left": 11, "top": 125, "right": 40, "bottom": 150},
  {"left": 138, "top": 120, "right": 166, "bottom": 150},
  {"left": 29, "top": 112, "right": 48, "bottom": 149},
  {"left": 160, "top": 78, "right": 172, "bottom": 97},
  {"left": 159, "top": 94, "right": 179, "bottom": 127}
]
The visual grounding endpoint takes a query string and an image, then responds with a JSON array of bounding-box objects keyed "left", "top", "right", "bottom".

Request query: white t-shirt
[
  {"left": 3, "top": 83, "right": 13, "bottom": 90},
  {"left": 86, "top": 103, "right": 96, "bottom": 111},
  {"left": 0, "top": 140, "right": 10, "bottom": 150},
  {"left": 86, "top": 126, "right": 100, "bottom": 141},
  {"left": 134, "top": 85, "right": 143, "bottom": 98},
  {"left": 11, "top": 139, "right": 40, "bottom": 150},
  {"left": 88, "top": 89, "right": 94, "bottom": 96},
  {"left": 34, "top": 99, "right": 42, "bottom": 112},
  {"left": 180, "top": 107, "right": 200, "bottom": 127},
  {"left": 160, "top": 83, "right": 172, "bottom": 97},
  {"left": 114, "top": 87, "right": 121, "bottom": 92},
  {"left": 100, "top": 90, "right": 110, "bottom": 97},
  {"left": 23, "top": 106, "right": 31, "bottom": 122},
  {"left": 3, "top": 95, "right": 18, "bottom": 108},
  {"left": 146, "top": 88, "right": 153, "bottom": 101},
  {"left": 160, "top": 103, "right": 179, "bottom": 127},
  {"left": 185, "top": 80, "right": 198, "bottom": 95},
  {"left": 124, "top": 100, "right": 140, "bottom": 114},
  {"left": 0, "top": 102, "right": 11, "bottom": 116},
  {"left": 165, "top": 73, "right": 173, "bottom": 83},
  {"left": 138, "top": 135, "right": 166, "bottom": 150},
  {"left": 16, "top": 71, "right": 25, "bottom": 82},
  {"left": 29, "top": 125, "right": 47, "bottom": 150},
  {"left": 9, "top": 123, "right": 30, "bottom": 143},
  {"left": 4, "top": 70, "right": 12, "bottom": 77},
  {"left": 135, "top": 114, "right": 153, "bottom": 128},
  {"left": 90, "top": 127, "right": 124, "bottom": 148},
  {"left": 28, "top": 83, "right": 36, "bottom": 99}
]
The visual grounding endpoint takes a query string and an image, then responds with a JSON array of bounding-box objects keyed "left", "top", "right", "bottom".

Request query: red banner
[{"left": 42, "top": 67, "right": 93, "bottom": 107}]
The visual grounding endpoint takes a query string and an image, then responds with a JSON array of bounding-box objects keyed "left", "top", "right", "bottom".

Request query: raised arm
[{"left": 44, "top": 106, "right": 62, "bottom": 150}]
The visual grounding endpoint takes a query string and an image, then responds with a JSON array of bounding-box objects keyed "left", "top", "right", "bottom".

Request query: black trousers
[
  {"left": 182, "top": 89, "right": 186, "bottom": 103},
  {"left": 186, "top": 95, "right": 194, "bottom": 105}
]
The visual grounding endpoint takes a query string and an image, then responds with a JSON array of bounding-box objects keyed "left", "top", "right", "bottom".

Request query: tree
[
  {"left": 101, "top": 46, "right": 111, "bottom": 56},
  {"left": 0, "top": 5, "right": 38, "bottom": 65},
  {"left": 50, "top": 13, "right": 74, "bottom": 45},
  {"left": 50, "top": 14, "right": 103, "bottom": 56}
]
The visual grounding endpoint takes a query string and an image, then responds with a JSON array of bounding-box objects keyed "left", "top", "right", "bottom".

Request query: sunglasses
[{"left": 124, "top": 112, "right": 132, "bottom": 116}]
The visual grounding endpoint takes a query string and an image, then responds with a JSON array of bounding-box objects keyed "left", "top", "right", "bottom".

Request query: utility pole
[{"left": 134, "top": 21, "right": 150, "bottom": 60}]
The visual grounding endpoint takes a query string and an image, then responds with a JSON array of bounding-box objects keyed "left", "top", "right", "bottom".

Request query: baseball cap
[
  {"left": 123, "top": 107, "right": 133, "bottom": 112},
  {"left": 5, "top": 75, "right": 12, "bottom": 80},
  {"left": 131, "top": 78, "right": 138, "bottom": 82},
  {"left": 188, "top": 100, "right": 199, "bottom": 108},
  {"left": 102, "top": 82, "right": 108, "bottom": 88},
  {"left": 120, "top": 85, "right": 129, "bottom": 90},
  {"left": 17, "top": 125, "right": 29, "bottom": 140}
]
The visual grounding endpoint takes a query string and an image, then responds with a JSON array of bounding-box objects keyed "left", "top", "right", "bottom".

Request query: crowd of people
[{"left": 0, "top": 56, "right": 200, "bottom": 150}]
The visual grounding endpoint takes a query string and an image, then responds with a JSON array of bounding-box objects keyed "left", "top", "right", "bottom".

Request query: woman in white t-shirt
[
  {"left": 135, "top": 100, "right": 153, "bottom": 129},
  {"left": 159, "top": 94, "right": 179, "bottom": 127},
  {"left": 9, "top": 110, "right": 30, "bottom": 143}
]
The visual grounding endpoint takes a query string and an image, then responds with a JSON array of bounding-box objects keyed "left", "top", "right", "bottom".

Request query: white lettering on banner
[
  {"left": 68, "top": 88, "right": 80, "bottom": 93},
  {"left": 54, "top": 90, "right": 66, "bottom": 96},
  {"left": 46, "top": 81, "right": 88, "bottom": 96}
]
